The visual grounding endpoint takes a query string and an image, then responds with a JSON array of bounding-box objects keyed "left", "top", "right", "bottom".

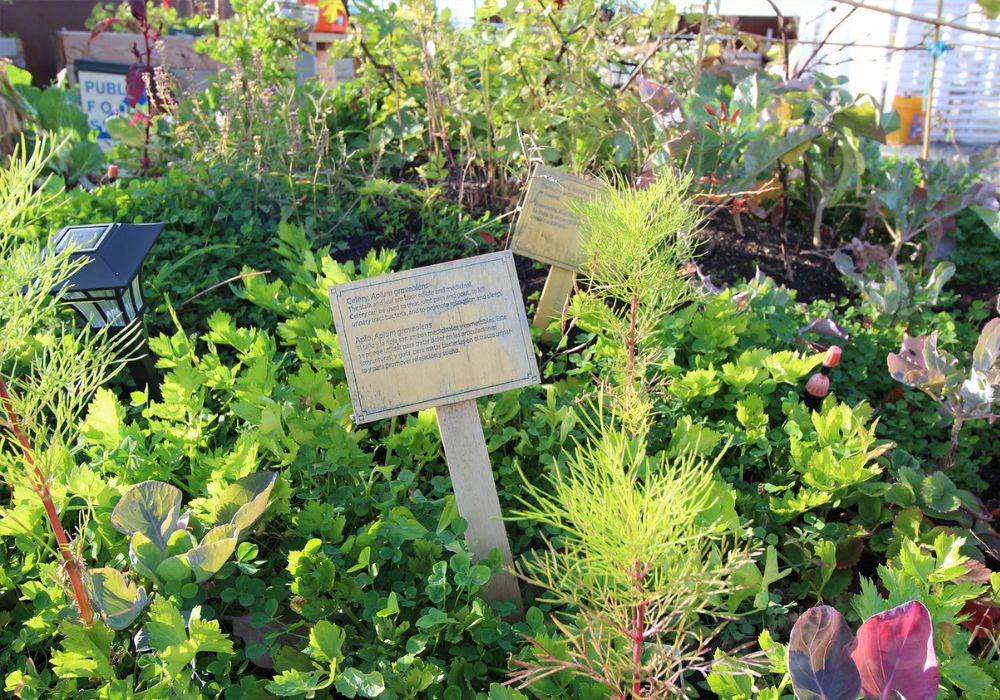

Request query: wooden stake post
[
  {"left": 921, "top": 0, "right": 944, "bottom": 161},
  {"left": 511, "top": 165, "right": 608, "bottom": 342},
  {"left": 329, "top": 252, "right": 539, "bottom": 616}
]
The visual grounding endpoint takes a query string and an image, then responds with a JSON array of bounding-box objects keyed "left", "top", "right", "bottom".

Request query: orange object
[
  {"left": 887, "top": 95, "right": 924, "bottom": 145},
  {"left": 305, "top": 0, "right": 348, "bottom": 33},
  {"left": 821, "top": 345, "right": 842, "bottom": 369}
]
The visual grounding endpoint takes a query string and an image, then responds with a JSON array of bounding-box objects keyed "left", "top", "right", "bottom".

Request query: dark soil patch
[
  {"left": 697, "top": 213, "right": 848, "bottom": 303},
  {"left": 514, "top": 255, "right": 551, "bottom": 302},
  {"left": 951, "top": 282, "right": 1000, "bottom": 312}
]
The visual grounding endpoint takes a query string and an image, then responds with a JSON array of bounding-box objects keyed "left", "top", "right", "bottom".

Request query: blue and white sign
[{"left": 75, "top": 60, "right": 147, "bottom": 143}]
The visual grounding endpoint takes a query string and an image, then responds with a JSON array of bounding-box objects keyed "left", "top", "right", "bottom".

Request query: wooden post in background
[
  {"left": 922, "top": 0, "right": 944, "bottom": 160},
  {"left": 436, "top": 399, "right": 524, "bottom": 616},
  {"left": 532, "top": 265, "right": 575, "bottom": 342},
  {"left": 511, "top": 165, "right": 608, "bottom": 343}
]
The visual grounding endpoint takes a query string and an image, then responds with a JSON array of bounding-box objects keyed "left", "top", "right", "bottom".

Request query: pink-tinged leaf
[
  {"left": 635, "top": 74, "right": 681, "bottom": 122},
  {"left": 972, "top": 318, "right": 1000, "bottom": 374},
  {"left": 799, "top": 314, "right": 852, "bottom": 343},
  {"left": 887, "top": 333, "right": 950, "bottom": 389},
  {"left": 635, "top": 162, "right": 657, "bottom": 189},
  {"left": 852, "top": 600, "right": 939, "bottom": 700},
  {"left": 125, "top": 65, "right": 146, "bottom": 108},
  {"left": 129, "top": 0, "right": 147, "bottom": 21},
  {"left": 788, "top": 606, "right": 862, "bottom": 700},
  {"left": 961, "top": 597, "right": 1000, "bottom": 642}
]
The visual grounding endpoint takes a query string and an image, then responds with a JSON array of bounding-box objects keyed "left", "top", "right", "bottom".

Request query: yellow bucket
[{"left": 887, "top": 95, "right": 924, "bottom": 145}]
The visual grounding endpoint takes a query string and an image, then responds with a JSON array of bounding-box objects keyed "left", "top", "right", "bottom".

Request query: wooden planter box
[
  {"left": 57, "top": 30, "right": 221, "bottom": 90},
  {"left": 59, "top": 29, "right": 353, "bottom": 90}
]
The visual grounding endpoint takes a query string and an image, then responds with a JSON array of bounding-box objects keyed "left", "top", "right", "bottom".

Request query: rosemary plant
[
  {"left": 0, "top": 139, "right": 138, "bottom": 625},
  {"left": 571, "top": 169, "right": 700, "bottom": 434},
  {"left": 511, "top": 417, "right": 752, "bottom": 697}
]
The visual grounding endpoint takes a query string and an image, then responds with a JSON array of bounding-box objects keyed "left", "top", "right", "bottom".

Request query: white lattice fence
[{"left": 886, "top": 1, "right": 1000, "bottom": 144}]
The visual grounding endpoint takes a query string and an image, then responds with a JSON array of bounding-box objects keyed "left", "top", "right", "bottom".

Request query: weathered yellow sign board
[
  {"left": 510, "top": 164, "right": 608, "bottom": 270},
  {"left": 329, "top": 251, "right": 540, "bottom": 424},
  {"left": 329, "top": 251, "right": 537, "bottom": 616}
]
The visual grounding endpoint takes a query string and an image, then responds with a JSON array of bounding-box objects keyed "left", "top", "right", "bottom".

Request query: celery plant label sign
[
  {"left": 329, "top": 251, "right": 538, "bottom": 616},
  {"left": 329, "top": 251, "right": 539, "bottom": 422},
  {"left": 511, "top": 165, "right": 607, "bottom": 270},
  {"left": 511, "top": 165, "right": 607, "bottom": 338}
]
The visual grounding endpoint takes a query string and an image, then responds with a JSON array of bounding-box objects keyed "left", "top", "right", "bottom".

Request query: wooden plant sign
[
  {"left": 511, "top": 164, "right": 608, "bottom": 341},
  {"left": 329, "top": 251, "right": 539, "bottom": 615}
]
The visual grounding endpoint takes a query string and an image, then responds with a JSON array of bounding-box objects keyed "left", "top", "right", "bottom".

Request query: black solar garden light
[{"left": 49, "top": 222, "right": 164, "bottom": 398}]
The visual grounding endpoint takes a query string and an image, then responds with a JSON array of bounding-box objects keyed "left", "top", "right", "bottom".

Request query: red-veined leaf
[
  {"left": 125, "top": 65, "right": 146, "bottom": 108},
  {"left": 788, "top": 606, "right": 861, "bottom": 700},
  {"left": 852, "top": 600, "right": 939, "bottom": 700}
]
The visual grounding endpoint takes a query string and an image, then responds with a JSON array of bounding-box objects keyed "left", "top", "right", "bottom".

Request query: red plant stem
[
  {"left": 630, "top": 560, "right": 648, "bottom": 698},
  {"left": 625, "top": 293, "right": 638, "bottom": 397},
  {"left": 0, "top": 377, "right": 94, "bottom": 625}
]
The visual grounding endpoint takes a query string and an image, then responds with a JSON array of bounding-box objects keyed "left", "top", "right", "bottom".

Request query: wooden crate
[{"left": 57, "top": 30, "right": 221, "bottom": 91}]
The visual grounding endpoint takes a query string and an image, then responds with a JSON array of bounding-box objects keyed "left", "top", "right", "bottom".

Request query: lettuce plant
[
  {"left": 865, "top": 157, "right": 999, "bottom": 263},
  {"left": 833, "top": 252, "right": 955, "bottom": 320},
  {"left": 887, "top": 318, "right": 999, "bottom": 466},
  {"left": 788, "top": 601, "right": 938, "bottom": 700},
  {"left": 87, "top": 471, "right": 276, "bottom": 629}
]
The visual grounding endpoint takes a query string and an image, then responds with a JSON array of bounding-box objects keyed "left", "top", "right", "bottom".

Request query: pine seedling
[
  {"left": 571, "top": 169, "right": 700, "bottom": 434},
  {"left": 0, "top": 138, "right": 139, "bottom": 625},
  {"left": 510, "top": 412, "right": 753, "bottom": 698}
]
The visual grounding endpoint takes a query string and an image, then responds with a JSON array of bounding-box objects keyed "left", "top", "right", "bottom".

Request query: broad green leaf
[
  {"left": 186, "top": 524, "right": 239, "bottom": 583},
  {"left": 977, "top": 0, "right": 999, "bottom": 20},
  {"left": 335, "top": 668, "right": 386, "bottom": 699},
  {"left": 215, "top": 471, "right": 277, "bottom": 531},
  {"left": 831, "top": 99, "right": 885, "bottom": 141},
  {"left": 111, "top": 480, "right": 183, "bottom": 553},
  {"left": 744, "top": 126, "right": 822, "bottom": 180},
  {"left": 81, "top": 388, "right": 124, "bottom": 448},
  {"left": 146, "top": 598, "right": 187, "bottom": 651},
  {"left": 310, "top": 620, "right": 346, "bottom": 663},
  {"left": 972, "top": 318, "right": 1000, "bottom": 373},
  {"left": 3, "top": 62, "right": 32, "bottom": 87},
  {"left": 105, "top": 114, "right": 146, "bottom": 147},
  {"left": 50, "top": 622, "right": 117, "bottom": 680},
  {"left": 87, "top": 568, "right": 148, "bottom": 630},
  {"left": 267, "top": 669, "right": 334, "bottom": 697},
  {"left": 128, "top": 532, "right": 163, "bottom": 583},
  {"left": 921, "top": 471, "right": 961, "bottom": 513},
  {"left": 376, "top": 592, "right": 400, "bottom": 618},
  {"left": 155, "top": 554, "right": 192, "bottom": 584}
]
